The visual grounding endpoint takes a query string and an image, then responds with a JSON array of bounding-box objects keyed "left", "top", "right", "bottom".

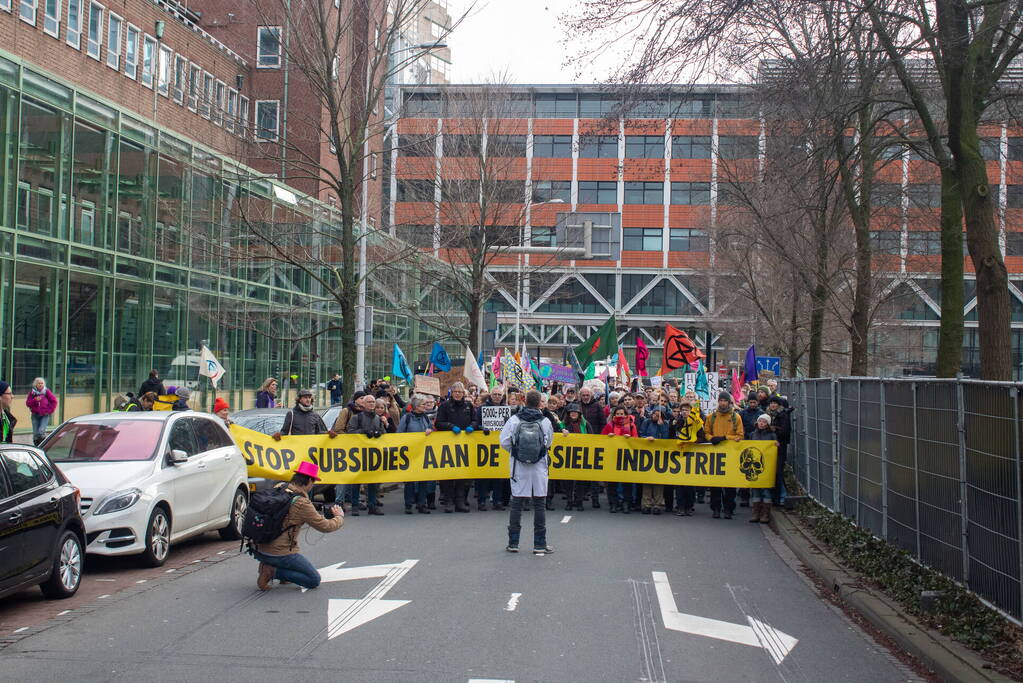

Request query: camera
[{"left": 313, "top": 502, "right": 335, "bottom": 519}]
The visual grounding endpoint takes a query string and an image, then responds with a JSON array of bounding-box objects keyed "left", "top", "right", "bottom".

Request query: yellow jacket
[{"left": 704, "top": 409, "right": 744, "bottom": 442}]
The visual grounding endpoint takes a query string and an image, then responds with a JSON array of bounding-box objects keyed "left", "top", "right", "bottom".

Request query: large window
[
  {"left": 532, "top": 180, "right": 571, "bottom": 204},
  {"left": 1007, "top": 233, "right": 1023, "bottom": 257},
  {"left": 141, "top": 34, "right": 156, "bottom": 88},
  {"left": 671, "top": 135, "right": 711, "bottom": 159},
  {"left": 20, "top": 0, "right": 35, "bottom": 24},
  {"left": 578, "top": 180, "right": 617, "bottom": 204},
  {"left": 443, "top": 134, "right": 482, "bottom": 157},
  {"left": 106, "top": 13, "right": 121, "bottom": 69},
  {"left": 124, "top": 24, "right": 138, "bottom": 79},
  {"left": 158, "top": 45, "right": 172, "bottom": 97},
  {"left": 669, "top": 228, "right": 709, "bottom": 251},
  {"left": 187, "top": 63, "right": 200, "bottom": 110},
  {"left": 579, "top": 135, "right": 617, "bottom": 159},
  {"left": 172, "top": 54, "right": 186, "bottom": 104},
  {"left": 71, "top": 120, "right": 109, "bottom": 247},
  {"left": 397, "top": 134, "right": 435, "bottom": 157},
  {"left": 906, "top": 183, "right": 940, "bottom": 209},
  {"left": 18, "top": 99, "right": 63, "bottom": 237},
  {"left": 201, "top": 72, "right": 214, "bottom": 118},
  {"left": 579, "top": 94, "right": 618, "bottom": 118},
  {"left": 623, "top": 227, "right": 662, "bottom": 251},
  {"left": 534, "top": 93, "right": 576, "bottom": 118},
  {"left": 226, "top": 88, "right": 238, "bottom": 132},
  {"left": 670, "top": 181, "right": 711, "bottom": 205},
  {"left": 674, "top": 98, "right": 713, "bottom": 118},
  {"left": 871, "top": 183, "right": 903, "bottom": 208},
  {"left": 1009, "top": 185, "right": 1023, "bottom": 208},
  {"left": 396, "top": 179, "right": 435, "bottom": 201},
  {"left": 487, "top": 134, "right": 527, "bottom": 157},
  {"left": 397, "top": 224, "right": 435, "bottom": 248},
  {"left": 257, "top": 26, "right": 282, "bottom": 67},
  {"left": 255, "top": 100, "right": 279, "bottom": 140},
  {"left": 625, "top": 135, "right": 664, "bottom": 159},
  {"left": 870, "top": 230, "right": 901, "bottom": 255},
  {"left": 624, "top": 181, "right": 663, "bottom": 205},
  {"left": 86, "top": 2, "right": 102, "bottom": 58},
  {"left": 214, "top": 80, "right": 226, "bottom": 125},
  {"left": 66, "top": 0, "right": 82, "bottom": 48},
  {"left": 532, "top": 135, "right": 572, "bottom": 158},
  {"left": 717, "top": 135, "right": 758, "bottom": 159},
  {"left": 43, "top": 0, "right": 58, "bottom": 36},
  {"left": 907, "top": 231, "right": 941, "bottom": 255}
]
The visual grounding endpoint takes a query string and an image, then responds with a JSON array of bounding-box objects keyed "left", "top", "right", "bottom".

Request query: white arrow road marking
[
  {"left": 505, "top": 593, "right": 522, "bottom": 611},
  {"left": 316, "top": 559, "right": 418, "bottom": 639},
  {"left": 560, "top": 515, "right": 572, "bottom": 523},
  {"left": 651, "top": 571, "right": 798, "bottom": 665}
]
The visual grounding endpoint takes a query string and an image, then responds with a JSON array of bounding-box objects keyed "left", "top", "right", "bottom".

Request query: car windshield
[
  {"left": 232, "top": 413, "right": 286, "bottom": 435},
  {"left": 44, "top": 420, "right": 164, "bottom": 462}
]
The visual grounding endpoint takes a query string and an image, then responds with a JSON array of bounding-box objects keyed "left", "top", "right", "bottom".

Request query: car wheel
[
  {"left": 140, "top": 507, "right": 171, "bottom": 567},
  {"left": 218, "top": 488, "right": 247, "bottom": 541},
  {"left": 40, "top": 530, "right": 84, "bottom": 599}
]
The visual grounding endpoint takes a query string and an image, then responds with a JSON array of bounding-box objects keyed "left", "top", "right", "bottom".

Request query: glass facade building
[{"left": 0, "top": 52, "right": 414, "bottom": 429}]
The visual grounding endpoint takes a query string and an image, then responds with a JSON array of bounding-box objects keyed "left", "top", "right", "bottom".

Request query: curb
[{"left": 772, "top": 511, "right": 1014, "bottom": 683}]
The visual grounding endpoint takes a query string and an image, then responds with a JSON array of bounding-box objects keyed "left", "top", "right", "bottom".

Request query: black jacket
[
  {"left": 346, "top": 410, "right": 384, "bottom": 436},
  {"left": 541, "top": 408, "right": 561, "bottom": 433},
  {"left": 282, "top": 407, "right": 328, "bottom": 435},
  {"left": 326, "top": 379, "right": 343, "bottom": 400},
  {"left": 435, "top": 397, "right": 476, "bottom": 431},
  {"left": 768, "top": 408, "right": 791, "bottom": 444},
  {"left": 739, "top": 406, "right": 765, "bottom": 437},
  {"left": 580, "top": 398, "right": 606, "bottom": 434},
  {"left": 171, "top": 399, "right": 190, "bottom": 411},
  {"left": 139, "top": 377, "right": 166, "bottom": 396}
]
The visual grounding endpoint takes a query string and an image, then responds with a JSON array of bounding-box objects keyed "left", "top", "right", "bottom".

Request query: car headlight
[{"left": 94, "top": 489, "right": 143, "bottom": 515}]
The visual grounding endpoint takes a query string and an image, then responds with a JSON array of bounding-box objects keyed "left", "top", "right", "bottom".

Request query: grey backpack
[{"left": 512, "top": 418, "right": 547, "bottom": 463}]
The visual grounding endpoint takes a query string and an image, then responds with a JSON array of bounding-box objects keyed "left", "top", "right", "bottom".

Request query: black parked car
[{"left": 0, "top": 444, "right": 86, "bottom": 600}]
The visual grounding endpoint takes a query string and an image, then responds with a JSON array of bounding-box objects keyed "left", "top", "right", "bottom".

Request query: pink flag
[
  {"left": 731, "top": 369, "right": 743, "bottom": 403},
  {"left": 492, "top": 349, "right": 502, "bottom": 378},
  {"left": 635, "top": 337, "right": 649, "bottom": 376}
]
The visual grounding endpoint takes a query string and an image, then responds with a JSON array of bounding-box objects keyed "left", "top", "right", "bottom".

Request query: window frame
[
  {"left": 579, "top": 135, "right": 618, "bottom": 159},
  {"left": 670, "top": 181, "right": 711, "bottom": 205},
  {"left": 123, "top": 23, "right": 139, "bottom": 79},
  {"left": 19, "top": 0, "right": 36, "bottom": 25},
  {"left": 43, "top": 0, "right": 59, "bottom": 36},
  {"left": 255, "top": 99, "right": 280, "bottom": 141},
  {"left": 623, "top": 227, "right": 663, "bottom": 251},
  {"left": 671, "top": 135, "right": 712, "bottom": 159},
  {"left": 66, "top": 0, "right": 82, "bottom": 48},
  {"left": 187, "top": 63, "right": 200, "bottom": 111},
  {"left": 623, "top": 181, "right": 664, "bottom": 205},
  {"left": 86, "top": 1, "right": 103, "bottom": 59},
  {"left": 578, "top": 180, "right": 617, "bottom": 205},
  {"left": 0, "top": 0, "right": 10, "bottom": 14},
  {"left": 172, "top": 54, "right": 186, "bottom": 104},
  {"left": 625, "top": 135, "right": 664, "bottom": 160},
  {"left": 256, "top": 26, "right": 282, "bottom": 68},
  {"left": 141, "top": 33, "right": 157, "bottom": 88},
  {"left": 532, "top": 134, "right": 572, "bottom": 158},
  {"left": 532, "top": 180, "right": 571, "bottom": 204},
  {"left": 717, "top": 135, "right": 758, "bottom": 160},
  {"left": 226, "top": 87, "right": 238, "bottom": 132},
  {"left": 214, "top": 79, "right": 226, "bottom": 125},
  {"left": 238, "top": 96, "right": 249, "bottom": 138},
  {"left": 106, "top": 12, "right": 122, "bottom": 69},
  {"left": 668, "top": 228, "right": 709, "bottom": 252},
  {"left": 200, "top": 71, "right": 214, "bottom": 119},
  {"left": 157, "top": 44, "right": 172, "bottom": 97}
]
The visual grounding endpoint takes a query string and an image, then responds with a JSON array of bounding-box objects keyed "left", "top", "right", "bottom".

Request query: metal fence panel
[{"left": 785, "top": 376, "right": 1023, "bottom": 622}]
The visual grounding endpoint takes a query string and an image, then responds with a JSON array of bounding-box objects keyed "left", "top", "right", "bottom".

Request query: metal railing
[{"left": 782, "top": 377, "right": 1023, "bottom": 622}]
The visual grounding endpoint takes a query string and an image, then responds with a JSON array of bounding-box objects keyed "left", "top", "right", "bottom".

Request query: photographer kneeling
[{"left": 253, "top": 462, "right": 344, "bottom": 591}]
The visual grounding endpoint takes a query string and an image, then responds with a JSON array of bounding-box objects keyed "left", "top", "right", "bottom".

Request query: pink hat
[{"left": 296, "top": 461, "right": 321, "bottom": 481}]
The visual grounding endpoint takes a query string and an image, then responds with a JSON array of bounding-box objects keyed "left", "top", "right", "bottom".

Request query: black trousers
[
  {"left": 440, "top": 479, "right": 468, "bottom": 508},
  {"left": 773, "top": 443, "right": 789, "bottom": 504},
  {"left": 710, "top": 487, "right": 736, "bottom": 514}
]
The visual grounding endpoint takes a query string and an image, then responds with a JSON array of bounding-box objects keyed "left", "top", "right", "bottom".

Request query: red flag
[
  {"left": 635, "top": 337, "right": 649, "bottom": 376},
  {"left": 661, "top": 324, "right": 704, "bottom": 371},
  {"left": 618, "top": 348, "right": 632, "bottom": 383}
]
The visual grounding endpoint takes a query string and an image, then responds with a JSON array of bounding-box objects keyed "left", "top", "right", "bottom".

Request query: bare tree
[{"left": 388, "top": 84, "right": 569, "bottom": 353}]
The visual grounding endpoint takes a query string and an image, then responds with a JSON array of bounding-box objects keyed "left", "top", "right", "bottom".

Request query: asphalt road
[{"left": 0, "top": 493, "right": 922, "bottom": 683}]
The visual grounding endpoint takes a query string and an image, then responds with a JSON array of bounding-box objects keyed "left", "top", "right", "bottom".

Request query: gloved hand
[
  {"left": 710, "top": 436, "right": 725, "bottom": 445},
  {"left": 465, "top": 426, "right": 474, "bottom": 434},
  {"left": 452, "top": 425, "right": 461, "bottom": 434}
]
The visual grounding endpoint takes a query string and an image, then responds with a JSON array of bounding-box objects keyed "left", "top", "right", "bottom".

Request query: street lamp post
[
  {"left": 355, "top": 41, "right": 446, "bottom": 390},
  {"left": 513, "top": 198, "right": 565, "bottom": 350}
]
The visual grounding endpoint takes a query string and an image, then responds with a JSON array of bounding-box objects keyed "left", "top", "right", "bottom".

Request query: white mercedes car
[{"left": 42, "top": 411, "right": 249, "bottom": 567}]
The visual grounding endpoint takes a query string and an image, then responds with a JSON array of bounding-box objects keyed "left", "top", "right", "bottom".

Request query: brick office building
[{"left": 392, "top": 84, "right": 1023, "bottom": 378}]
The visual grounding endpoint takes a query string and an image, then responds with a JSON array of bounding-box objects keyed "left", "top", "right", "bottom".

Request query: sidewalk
[{"left": 772, "top": 510, "right": 1015, "bottom": 683}]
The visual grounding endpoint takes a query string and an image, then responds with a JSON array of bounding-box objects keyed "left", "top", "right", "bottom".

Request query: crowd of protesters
[{"left": 253, "top": 374, "right": 793, "bottom": 524}]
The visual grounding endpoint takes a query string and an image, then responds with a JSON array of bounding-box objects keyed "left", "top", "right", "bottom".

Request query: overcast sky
[{"left": 447, "top": 0, "right": 604, "bottom": 84}]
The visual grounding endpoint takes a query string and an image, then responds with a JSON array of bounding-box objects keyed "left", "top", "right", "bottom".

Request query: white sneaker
[{"left": 533, "top": 546, "right": 554, "bottom": 556}]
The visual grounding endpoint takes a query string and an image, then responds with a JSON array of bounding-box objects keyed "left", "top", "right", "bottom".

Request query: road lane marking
[
  {"left": 165, "top": 569, "right": 176, "bottom": 573},
  {"left": 13, "top": 627, "right": 28, "bottom": 633},
  {"left": 560, "top": 515, "right": 572, "bottom": 523},
  {"left": 95, "top": 578, "right": 115, "bottom": 582},
  {"left": 217, "top": 551, "right": 226, "bottom": 555},
  {"left": 652, "top": 572, "right": 798, "bottom": 665},
  {"left": 136, "top": 579, "right": 147, "bottom": 584},
  {"left": 505, "top": 593, "right": 522, "bottom": 611},
  {"left": 57, "top": 610, "right": 70, "bottom": 616},
  {"left": 97, "top": 594, "right": 110, "bottom": 599}
]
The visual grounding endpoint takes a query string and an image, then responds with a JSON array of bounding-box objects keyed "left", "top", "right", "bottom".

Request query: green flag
[{"left": 574, "top": 315, "right": 618, "bottom": 372}]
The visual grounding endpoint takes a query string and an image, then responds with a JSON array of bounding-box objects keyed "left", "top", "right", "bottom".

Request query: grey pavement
[{"left": 0, "top": 495, "right": 920, "bottom": 683}]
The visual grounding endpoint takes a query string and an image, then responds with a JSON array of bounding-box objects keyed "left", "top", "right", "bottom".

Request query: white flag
[
  {"left": 199, "top": 345, "right": 226, "bottom": 388},
  {"left": 463, "top": 345, "right": 488, "bottom": 392}
]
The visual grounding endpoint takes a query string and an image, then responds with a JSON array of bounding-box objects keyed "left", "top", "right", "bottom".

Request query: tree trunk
[
  {"left": 787, "top": 277, "right": 801, "bottom": 376},
  {"left": 849, "top": 206, "right": 872, "bottom": 375},
  {"left": 808, "top": 283, "right": 826, "bottom": 377},
  {"left": 936, "top": 167, "right": 964, "bottom": 377}
]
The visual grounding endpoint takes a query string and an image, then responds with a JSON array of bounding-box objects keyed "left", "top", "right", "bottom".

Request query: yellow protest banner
[{"left": 232, "top": 424, "right": 778, "bottom": 489}]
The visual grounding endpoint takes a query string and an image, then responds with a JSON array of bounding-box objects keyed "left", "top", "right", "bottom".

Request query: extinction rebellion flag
[
  {"left": 573, "top": 315, "right": 618, "bottom": 371},
  {"left": 661, "top": 324, "right": 704, "bottom": 372}
]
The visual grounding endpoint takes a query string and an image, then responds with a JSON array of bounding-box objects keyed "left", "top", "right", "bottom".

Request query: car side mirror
[{"left": 168, "top": 449, "right": 188, "bottom": 465}]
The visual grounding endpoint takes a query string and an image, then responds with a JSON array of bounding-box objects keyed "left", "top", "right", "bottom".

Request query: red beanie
[{"left": 213, "top": 397, "right": 230, "bottom": 413}]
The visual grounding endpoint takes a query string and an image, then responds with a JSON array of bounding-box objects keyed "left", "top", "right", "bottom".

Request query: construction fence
[{"left": 782, "top": 377, "right": 1023, "bottom": 622}]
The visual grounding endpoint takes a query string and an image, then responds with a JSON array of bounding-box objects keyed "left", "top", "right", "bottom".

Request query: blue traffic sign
[{"left": 756, "top": 356, "right": 781, "bottom": 375}]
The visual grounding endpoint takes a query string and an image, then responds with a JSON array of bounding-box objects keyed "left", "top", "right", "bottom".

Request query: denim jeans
[
  {"left": 404, "top": 481, "right": 435, "bottom": 507},
  {"left": 750, "top": 488, "right": 772, "bottom": 503},
  {"left": 476, "top": 479, "right": 504, "bottom": 505},
  {"left": 252, "top": 550, "right": 321, "bottom": 589},
  {"left": 344, "top": 483, "right": 378, "bottom": 507},
  {"left": 30, "top": 413, "right": 49, "bottom": 445},
  {"left": 508, "top": 495, "right": 546, "bottom": 549}
]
